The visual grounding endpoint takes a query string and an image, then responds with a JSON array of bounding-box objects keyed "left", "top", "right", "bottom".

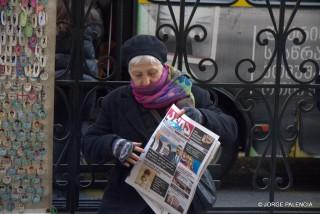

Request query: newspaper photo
[{"left": 125, "top": 104, "right": 221, "bottom": 214}]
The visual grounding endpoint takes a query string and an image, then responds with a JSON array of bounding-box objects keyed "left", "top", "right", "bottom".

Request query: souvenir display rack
[{"left": 0, "top": 0, "right": 55, "bottom": 212}]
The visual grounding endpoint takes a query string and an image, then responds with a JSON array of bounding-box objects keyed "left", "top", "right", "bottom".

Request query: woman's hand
[
  {"left": 123, "top": 142, "right": 144, "bottom": 167},
  {"left": 177, "top": 107, "right": 204, "bottom": 124},
  {"left": 112, "top": 139, "right": 144, "bottom": 167}
]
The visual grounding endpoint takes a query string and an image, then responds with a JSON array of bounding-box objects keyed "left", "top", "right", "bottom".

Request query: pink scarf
[{"left": 131, "top": 65, "right": 194, "bottom": 109}]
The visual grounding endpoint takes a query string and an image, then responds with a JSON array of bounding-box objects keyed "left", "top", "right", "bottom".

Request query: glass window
[
  {"left": 149, "top": 0, "right": 236, "bottom": 5},
  {"left": 248, "top": 0, "right": 320, "bottom": 7}
]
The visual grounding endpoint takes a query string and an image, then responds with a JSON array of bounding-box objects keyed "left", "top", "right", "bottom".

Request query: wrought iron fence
[{"left": 53, "top": 0, "right": 320, "bottom": 213}]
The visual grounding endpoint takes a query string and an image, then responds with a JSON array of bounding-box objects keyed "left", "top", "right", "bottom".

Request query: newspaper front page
[{"left": 125, "top": 104, "right": 220, "bottom": 214}]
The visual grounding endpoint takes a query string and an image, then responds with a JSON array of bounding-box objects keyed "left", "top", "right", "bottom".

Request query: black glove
[
  {"left": 183, "top": 107, "right": 204, "bottom": 124},
  {"left": 112, "top": 138, "right": 134, "bottom": 163}
]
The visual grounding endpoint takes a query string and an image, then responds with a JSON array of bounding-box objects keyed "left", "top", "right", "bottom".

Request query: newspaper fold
[{"left": 126, "top": 104, "right": 220, "bottom": 214}]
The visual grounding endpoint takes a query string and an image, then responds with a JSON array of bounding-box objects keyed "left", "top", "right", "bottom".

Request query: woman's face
[{"left": 129, "top": 62, "right": 163, "bottom": 87}]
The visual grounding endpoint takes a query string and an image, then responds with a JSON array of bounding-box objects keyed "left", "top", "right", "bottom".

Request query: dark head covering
[{"left": 121, "top": 35, "right": 167, "bottom": 68}]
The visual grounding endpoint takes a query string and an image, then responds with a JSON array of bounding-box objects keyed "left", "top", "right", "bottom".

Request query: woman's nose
[{"left": 141, "top": 77, "right": 151, "bottom": 86}]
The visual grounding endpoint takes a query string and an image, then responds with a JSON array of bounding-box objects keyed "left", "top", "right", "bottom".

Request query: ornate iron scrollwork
[
  {"left": 236, "top": 0, "right": 319, "bottom": 194},
  {"left": 156, "top": 0, "right": 218, "bottom": 83}
]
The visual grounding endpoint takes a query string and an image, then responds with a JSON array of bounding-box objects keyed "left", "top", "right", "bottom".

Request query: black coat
[{"left": 82, "top": 85, "right": 238, "bottom": 214}]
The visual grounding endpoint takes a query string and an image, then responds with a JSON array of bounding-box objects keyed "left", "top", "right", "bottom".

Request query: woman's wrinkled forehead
[
  {"left": 128, "top": 55, "right": 162, "bottom": 71},
  {"left": 130, "top": 63, "right": 162, "bottom": 75}
]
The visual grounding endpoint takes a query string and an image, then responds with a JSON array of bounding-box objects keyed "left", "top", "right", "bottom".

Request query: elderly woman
[{"left": 82, "top": 35, "right": 238, "bottom": 214}]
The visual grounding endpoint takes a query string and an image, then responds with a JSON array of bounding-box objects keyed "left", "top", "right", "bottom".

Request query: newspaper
[{"left": 125, "top": 104, "right": 221, "bottom": 214}]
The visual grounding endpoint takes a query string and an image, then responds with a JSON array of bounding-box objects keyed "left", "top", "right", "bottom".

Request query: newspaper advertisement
[{"left": 125, "top": 104, "right": 221, "bottom": 214}]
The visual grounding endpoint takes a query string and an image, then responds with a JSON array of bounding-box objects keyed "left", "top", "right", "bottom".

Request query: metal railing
[{"left": 53, "top": 0, "right": 320, "bottom": 213}]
